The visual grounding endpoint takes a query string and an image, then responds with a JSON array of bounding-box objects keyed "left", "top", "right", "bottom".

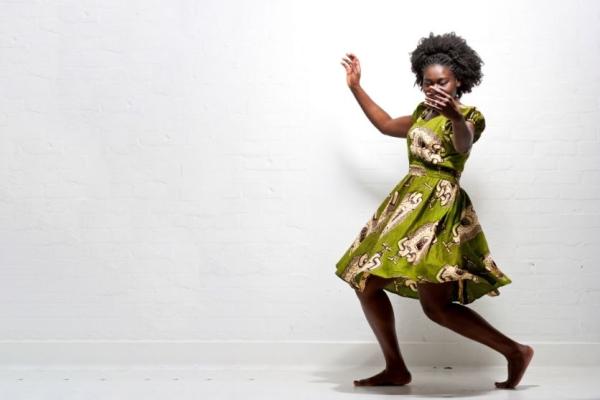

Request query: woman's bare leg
[
  {"left": 353, "top": 274, "right": 412, "bottom": 386},
  {"left": 417, "top": 281, "right": 534, "bottom": 389}
]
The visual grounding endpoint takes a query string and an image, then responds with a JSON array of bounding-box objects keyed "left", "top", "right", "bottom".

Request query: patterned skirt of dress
[{"left": 334, "top": 163, "right": 512, "bottom": 305}]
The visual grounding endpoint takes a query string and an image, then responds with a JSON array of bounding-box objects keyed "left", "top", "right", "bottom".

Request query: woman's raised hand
[
  {"left": 340, "top": 52, "right": 361, "bottom": 89},
  {"left": 424, "top": 86, "right": 462, "bottom": 121}
]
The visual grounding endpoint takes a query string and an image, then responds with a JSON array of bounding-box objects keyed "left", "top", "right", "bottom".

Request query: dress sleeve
[
  {"left": 411, "top": 101, "right": 426, "bottom": 123},
  {"left": 465, "top": 107, "right": 486, "bottom": 143}
]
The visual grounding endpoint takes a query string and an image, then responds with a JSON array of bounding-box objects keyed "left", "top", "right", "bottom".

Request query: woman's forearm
[
  {"left": 450, "top": 114, "right": 472, "bottom": 154},
  {"left": 349, "top": 84, "right": 391, "bottom": 133}
]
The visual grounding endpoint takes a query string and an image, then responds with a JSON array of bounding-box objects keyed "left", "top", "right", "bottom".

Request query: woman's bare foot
[
  {"left": 495, "top": 344, "right": 534, "bottom": 389},
  {"left": 354, "top": 367, "right": 412, "bottom": 386}
]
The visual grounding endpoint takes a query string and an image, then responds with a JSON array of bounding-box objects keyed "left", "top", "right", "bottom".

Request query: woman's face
[{"left": 421, "top": 64, "right": 461, "bottom": 99}]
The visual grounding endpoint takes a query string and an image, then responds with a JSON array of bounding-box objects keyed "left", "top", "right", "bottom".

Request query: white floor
[{"left": 1, "top": 365, "right": 598, "bottom": 400}]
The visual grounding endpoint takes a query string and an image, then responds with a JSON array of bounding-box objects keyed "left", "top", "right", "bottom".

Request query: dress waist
[{"left": 408, "top": 163, "right": 461, "bottom": 183}]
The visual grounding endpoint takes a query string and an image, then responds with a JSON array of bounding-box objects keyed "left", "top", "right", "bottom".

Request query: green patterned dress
[{"left": 335, "top": 101, "right": 512, "bottom": 305}]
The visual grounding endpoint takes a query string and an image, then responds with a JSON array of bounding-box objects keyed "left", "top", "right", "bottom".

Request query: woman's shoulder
[
  {"left": 458, "top": 103, "right": 485, "bottom": 123},
  {"left": 411, "top": 101, "right": 427, "bottom": 121},
  {"left": 458, "top": 103, "right": 484, "bottom": 118},
  {"left": 458, "top": 103, "right": 478, "bottom": 111},
  {"left": 459, "top": 104, "right": 486, "bottom": 143}
]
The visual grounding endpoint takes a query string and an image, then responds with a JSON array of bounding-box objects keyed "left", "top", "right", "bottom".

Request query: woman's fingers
[
  {"left": 425, "top": 93, "right": 440, "bottom": 104},
  {"left": 341, "top": 57, "right": 360, "bottom": 80},
  {"left": 340, "top": 58, "right": 353, "bottom": 71},
  {"left": 424, "top": 95, "right": 444, "bottom": 109},
  {"left": 426, "top": 91, "right": 448, "bottom": 106},
  {"left": 424, "top": 101, "right": 441, "bottom": 112},
  {"left": 341, "top": 55, "right": 360, "bottom": 73},
  {"left": 425, "top": 99, "right": 438, "bottom": 109},
  {"left": 344, "top": 53, "right": 359, "bottom": 67},
  {"left": 341, "top": 57, "right": 355, "bottom": 69},
  {"left": 427, "top": 93, "right": 444, "bottom": 102},
  {"left": 430, "top": 86, "right": 451, "bottom": 99}
]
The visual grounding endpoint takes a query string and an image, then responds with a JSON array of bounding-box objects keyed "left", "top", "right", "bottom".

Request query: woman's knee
[
  {"left": 355, "top": 274, "right": 394, "bottom": 298},
  {"left": 420, "top": 302, "right": 448, "bottom": 324},
  {"left": 417, "top": 281, "right": 455, "bottom": 324}
]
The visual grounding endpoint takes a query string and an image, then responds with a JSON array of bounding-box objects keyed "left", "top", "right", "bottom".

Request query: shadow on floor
[{"left": 307, "top": 365, "right": 538, "bottom": 398}]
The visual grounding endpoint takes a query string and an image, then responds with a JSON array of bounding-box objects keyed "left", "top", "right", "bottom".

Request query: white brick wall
[{"left": 0, "top": 0, "right": 599, "bottom": 364}]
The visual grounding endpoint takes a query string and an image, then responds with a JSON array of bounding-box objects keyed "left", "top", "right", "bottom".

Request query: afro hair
[{"left": 409, "top": 32, "right": 484, "bottom": 99}]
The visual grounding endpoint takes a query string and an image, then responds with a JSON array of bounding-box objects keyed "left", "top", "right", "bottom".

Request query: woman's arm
[
  {"left": 379, "top": 115, "right": 414, "bottom": 138},
  {"left": 341, "top": 53, "right": 413, "bottom": 139},
  {"left": 349, "top": 85, "right": 413, "bottom": 138},
  {"left": 450, "top": 116, "right": 475, "bottom": 154}
]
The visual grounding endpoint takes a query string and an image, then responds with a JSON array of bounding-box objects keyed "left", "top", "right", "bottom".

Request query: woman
[{"left": 336, "top": 32, "right": 533, "bottom": 389}]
